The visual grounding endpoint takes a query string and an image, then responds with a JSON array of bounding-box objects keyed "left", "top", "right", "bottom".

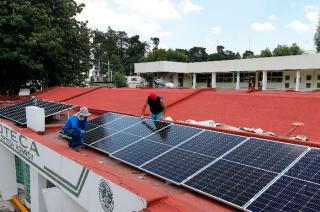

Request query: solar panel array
[
  {"left": 84, "top": 112, "right": 320, "bottom": 211},
  {"left": 0, "top": 99, "right": 74, "bottom": 125}
]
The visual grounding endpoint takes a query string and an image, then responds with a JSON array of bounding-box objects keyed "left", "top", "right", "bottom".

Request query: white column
[
  {"left": 211, "top": 72, "right": 216, "bottom": 89},
  {"left": 30, "top": 167, "right": 48, "bottom": 212},
  {"left": 0, "top": 144, "right": 17, "bottom": 200},
  {"left": 295, "top": 70, "right": 301, "bottom": 91},
  {"left": 262, "top": 71, "right": 267, "bottom": 90},
  {"left": 192, "top": 73, "right": 196, "bottom": 89},
  {"left": 255, "top": 72, "right": 259, "bottom": 90},
  {"left": 236, "top": 72, "right": 240, "bottom": 90}
]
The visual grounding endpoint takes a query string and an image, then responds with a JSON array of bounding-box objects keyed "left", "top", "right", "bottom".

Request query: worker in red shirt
[{"left": 141, "top": 91, "right": 166, "bottom": 121}]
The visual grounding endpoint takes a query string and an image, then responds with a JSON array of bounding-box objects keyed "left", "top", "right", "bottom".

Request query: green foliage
[
  {"left": 114, "top": 73, "right": 127, "bottom": 87},
  {"left": 188, "top": 47, "right": 208, "bottom": 62},
  {"left": 208, "top": 46, "right": 241, "bottom": 61},
  {"left": 316, "top": 20, "right": 320, "bottom": 52},
  {"left": 90, "top": 27, "right": 148, "bottom": 76},
  {"left": 242, "top": 50, "right": 255, "bottom": 59},
  {"left": 273, "top": 43, "right": 304, "bottom": 56},
  {"left": 142, "top": 48, "right": 188, "bottom": 62},
  {"left": 259, "top": 48, "right": 273, "bottom": 57},
  {"left": 0, "top": 0, "right": 91, "bottom": 95}
]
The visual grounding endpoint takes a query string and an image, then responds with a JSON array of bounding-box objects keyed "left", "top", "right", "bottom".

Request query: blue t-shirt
[{"left": 63, "top": 115, "right": 88, "bottom": 133}]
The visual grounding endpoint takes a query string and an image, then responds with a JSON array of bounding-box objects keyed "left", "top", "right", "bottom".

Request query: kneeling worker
[
  {"left": 141, "top": 91, "right": 166, "bottom": 121},
  {"left": 63, "top": 107, "right": 91, "bottom": 150}
]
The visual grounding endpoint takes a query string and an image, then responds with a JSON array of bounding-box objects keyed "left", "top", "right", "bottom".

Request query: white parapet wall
[{"left": 0, "top": 121, "right": 147, "bottom": 211}]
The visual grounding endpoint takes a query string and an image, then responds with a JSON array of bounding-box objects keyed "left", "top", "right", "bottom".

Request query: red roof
[
  {"left": 38, "top": 86, "right": 320, "bottom": 144},
  {"left": 4, "top": 86, "right": 320, "bottom": 211}
]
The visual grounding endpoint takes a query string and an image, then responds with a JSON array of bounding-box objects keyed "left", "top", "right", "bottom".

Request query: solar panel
[
  {"left": 83, "top": 126, "right": 119, "bottom": 145},
  {"left": 285, "top": 149, "right": 320, "bottom": 184},
  {"left": 122, "top": 119, "right": 170, "bottom": 137},
  {"left": 111, "top": 139, "right": 172, "bottom": 167},
  {"left": 223, "top": 138, "right": 307, "bottom": 173},
  {"left": 146, "top": 125, "right": 202, "bottom": 146},
  {"left": 104, "top": 115, "right": 141, "bottom": 131},
  {"left": 90, "top": 132, "right": 143, "bottom": 154},
  {"left": 142, "top": 148, "right": 214, "bottom": 184},
  {"left": 87, "top": 112, "right": 124, "bottom": 130},
  {"left": 0, "top": 99, "right": 74, "bottom": 125},
  {"left": 184, "top": 159, "right": 278, "bottom": 207},
  {"left": 246, "top": 176, "right": 320, "bottom": 212},
  {"left": 178, "top": 131, "right": 246, "bottom": 158}
]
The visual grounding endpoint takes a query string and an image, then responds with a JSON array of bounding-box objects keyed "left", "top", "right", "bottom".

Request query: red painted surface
[
  {"left": 35, "top": 86, "right": 102, "bottom": 102},
  {"left": 37, "top": 87, "right": 320, "bottom": 144},
  {"left": 167, "top": 90, "right": 320, "bottom": 144},
  {"left": 66, "top": 87, "right": 197, "bottom": 115},
  {"left": 4, "top": 86, "right": 320, "bottom": 211}
]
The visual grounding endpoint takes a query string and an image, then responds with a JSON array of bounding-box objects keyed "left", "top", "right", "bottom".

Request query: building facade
[{"left": 134, "top": 54, "right": 320, "bottom": 91}]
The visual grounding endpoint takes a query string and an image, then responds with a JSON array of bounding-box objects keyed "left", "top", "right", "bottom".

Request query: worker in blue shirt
[{"left": 63, "top": 107, "right": 91, "bottom": 151}]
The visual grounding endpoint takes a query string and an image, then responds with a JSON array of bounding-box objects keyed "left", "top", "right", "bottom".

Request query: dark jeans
[{"left": 63, "top": 129, "right": 85, "bottom": 148}]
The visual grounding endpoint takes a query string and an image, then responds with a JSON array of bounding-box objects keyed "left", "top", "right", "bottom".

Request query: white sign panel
[{"left": 0, "top": 121, "right": 146, "bottom": 212}]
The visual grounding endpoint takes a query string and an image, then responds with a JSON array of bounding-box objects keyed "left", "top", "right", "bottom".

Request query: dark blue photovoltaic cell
[
  {"left": 142, "top": 148, "right": 214, "bottom": 183},
  {"left": 178, "top": 131, "right": 246, "bottom": 158},
  {"left": 224, "top": 138, "right": 307, "bottom": 173},
  {"left": 184, "top": 159, "right": 278, "bottom": 207},
  {"left": 146, "top": 125, "right": 202, "bottom": 146},
  {"left": 91, "top": 132, "right": 143, "bottom": 154},
  {"left": 285, "top": 149, "right": 320, "bottom": 184},
  {"left": 123, "top": 119, "right": 170, "bottom": 137},
  {"left": 247, "top": 176, "right": 320, "bottom": 212},
  {"left": 112, "top": 139, "right": 172, "bottom": 166},
  {"left": 88, "top": 112, "right": 123, "bottom": 127},
  {"left": 0, "top": 99, "right": 73, "bottom": 124},
  {"left": 83, "top": 126, "right": 119, "bottom": 145},
  {"left": 105, "top": 116, "right": 141, "bottom": 131}
]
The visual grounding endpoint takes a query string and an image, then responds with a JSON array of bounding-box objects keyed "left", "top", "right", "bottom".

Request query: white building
[{"left": 134, "top": 54, "right": 320, "bottom": 91}]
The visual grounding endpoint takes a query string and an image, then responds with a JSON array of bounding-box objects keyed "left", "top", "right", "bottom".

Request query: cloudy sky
[{"left": 75, "top": 0, "right": 319, "bottom": 54}]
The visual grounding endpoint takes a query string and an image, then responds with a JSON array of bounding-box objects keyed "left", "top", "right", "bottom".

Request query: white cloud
[
  {"left": 75, "top": 0, "right": 203, "bottom": 40},
  {"left": 304, "top": 5, "right": 319, "bottom": 22},
  {"left": 179, "top": 0, "right": 203, "bottom": 14},
  {"left": 287, "top": 4, "right": 319, "bottom": 33},
  {"left": 287, "top": 20, "right": 314, "bottom": 32},
  {"left": 114, "top": 0, "right": 180, "bottom": 20},
  {"left": 212, "top": 26, "right": 222, "bottom": 35},
  {"left": 269, "top": 14, "right": 277, "bottom": 20},
  {"left": 251, "top": 22, "right": 275, "bottom": 32}
]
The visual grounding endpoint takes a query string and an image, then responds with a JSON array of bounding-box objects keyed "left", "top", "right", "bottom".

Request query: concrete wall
[{"left": 135, "top": 54, "right": 320, "bottom": 74}]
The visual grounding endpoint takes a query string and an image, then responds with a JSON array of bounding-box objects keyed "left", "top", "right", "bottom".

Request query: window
[
  {"left": 285, "top": 75, "right": 290, "bottom": 81},
  {"left": 196, "top": 74, "right": 210, "bottom": 83},
  {"left": 306, "top": 75, "right": 312, "bottom": 81},
  {"left": 306, "top": 83, "right": 311, "bottom": 88},
  {"left": 285, "top": 83, "right": 290, "bottom": 88},
  {"left": 216, "top": 73, "right": 233, "bottom": 83},
  {"left": 267, "top": 72, "right": 283, "bottom": 83},
  {"left": 318, "top": 75, "right": 320, "bottom": 80},
  {"left": 240, "top": 73, "right": 255, "bottom": 82},
  {"left": 317, "top": 83, "right": 320, "bottom": 88}
]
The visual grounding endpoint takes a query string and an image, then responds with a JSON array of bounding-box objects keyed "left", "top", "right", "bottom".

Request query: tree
[
  {"left": 273, "top": 43, "right": 303, "bottom": 56},
  {"left": 150, "top": 37, "right": 160, "bottom": 50},
  {"left": 242, "top": 50, "right": 255, "bottom": 59},
  {"left": 208, "top": 46, "right": 240, "bottom": 61},
  {"left": 188, "top": 47, "right": 208, "bottom": 62},
  {"left": 0, "top": 0, "right": 91, "bottom": 95},
  {"left": 315, "top": 20, "right": 320, "bottom": 52},
  {"left": 260, "top": 48, "right": 273, "bottom": 57},
  {"left": 142, "top": 49, "right": 188, "bottom": 62}
]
